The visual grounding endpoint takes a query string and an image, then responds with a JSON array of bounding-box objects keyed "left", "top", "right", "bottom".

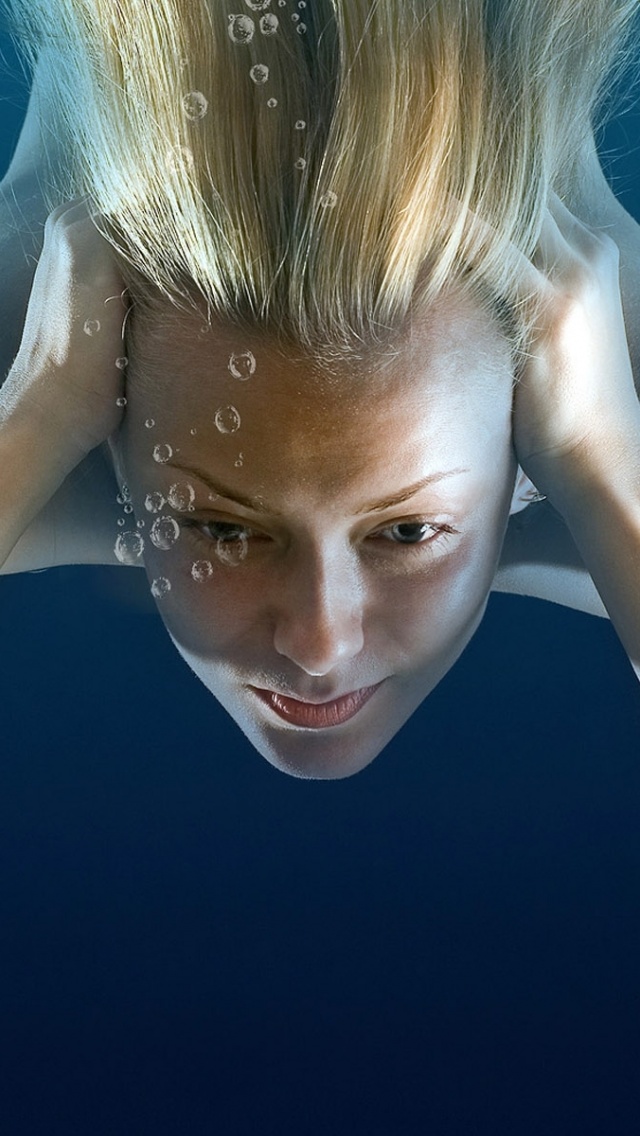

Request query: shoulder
[{"left": 493, "top": 502, "right": 608, "bottom": 618}]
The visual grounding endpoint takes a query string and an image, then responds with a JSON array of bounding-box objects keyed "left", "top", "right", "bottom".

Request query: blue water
[{"left": 1, "top": 29, "right": 640, "bottom": 1136}]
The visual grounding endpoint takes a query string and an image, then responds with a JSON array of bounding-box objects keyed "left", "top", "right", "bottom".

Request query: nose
[{"left": 273, "top": 545, "right": 365, "bottom": 676}]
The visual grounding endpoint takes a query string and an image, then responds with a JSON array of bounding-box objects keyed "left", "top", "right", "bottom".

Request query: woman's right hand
[{"left": 0, "top": 197, "right": 131, "bottom": 476}]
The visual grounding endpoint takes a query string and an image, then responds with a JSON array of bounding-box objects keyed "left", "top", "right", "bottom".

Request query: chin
[{"left": 235, "top": 721, "right": 391, "bottom": 780}]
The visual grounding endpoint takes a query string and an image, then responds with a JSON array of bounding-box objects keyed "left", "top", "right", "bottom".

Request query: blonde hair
[{"left": 1, "top": 0, "right": 639, "bottom": 376}]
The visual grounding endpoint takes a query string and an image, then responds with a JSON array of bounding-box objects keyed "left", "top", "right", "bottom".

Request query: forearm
[
  {"left": 545, "top": 429, "right": 640, "bottom": 680},
  {"left": 0, "top": 397, "right": 74, "bottom": 570}
]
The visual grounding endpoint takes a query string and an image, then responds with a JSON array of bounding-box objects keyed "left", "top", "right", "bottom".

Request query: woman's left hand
[{"left": 512, "top": 189, "right": 640, "bottom": 505}]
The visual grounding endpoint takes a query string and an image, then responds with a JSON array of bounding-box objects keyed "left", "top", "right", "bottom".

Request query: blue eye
[{"left": 380, "top": 522, "right": 435, "bottom": 544}]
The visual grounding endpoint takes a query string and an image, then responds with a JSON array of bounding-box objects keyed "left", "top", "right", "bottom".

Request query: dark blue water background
[{"left": 1, "top": 30, "right": 639, "bottom": 1136}]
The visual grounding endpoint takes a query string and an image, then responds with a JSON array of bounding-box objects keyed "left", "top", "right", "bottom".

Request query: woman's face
[{"left": 117, "top": 291, "right": 521, "bottom": 779}]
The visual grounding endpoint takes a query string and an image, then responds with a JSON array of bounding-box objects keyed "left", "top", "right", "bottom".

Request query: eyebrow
[{"left": 165, "top": 463, "right": 469, "bottom": 515}]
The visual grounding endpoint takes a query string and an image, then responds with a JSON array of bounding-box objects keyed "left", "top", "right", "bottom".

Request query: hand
[
  {"left": 0, "top": 197, "right": 131, "bottom": 472},
  {"left": 512, "top": 190, "right": 640, "bottom": 502}
]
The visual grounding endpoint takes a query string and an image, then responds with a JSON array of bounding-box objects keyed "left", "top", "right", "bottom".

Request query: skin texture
[{"left": 113, "top": 289, "right": 528, "bottom": 780}]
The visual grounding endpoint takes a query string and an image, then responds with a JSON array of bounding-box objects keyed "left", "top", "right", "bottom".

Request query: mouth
[{"left": 248, "top": 682, "right": 385, "bottom": 729}]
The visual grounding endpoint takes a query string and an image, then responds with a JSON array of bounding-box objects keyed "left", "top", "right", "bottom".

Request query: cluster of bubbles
[{"left": 114, "top": 484, "right": 147, "bottom": 564}]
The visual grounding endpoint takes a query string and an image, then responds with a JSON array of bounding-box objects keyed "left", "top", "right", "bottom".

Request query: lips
[{"left": 249, "top": 682, "right": 384, "bottom": 729}]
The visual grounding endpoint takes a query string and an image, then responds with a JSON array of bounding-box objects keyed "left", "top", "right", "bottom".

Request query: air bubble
[
  {"left": 168, "top": 481, "right": 196, "bottom": 510},
  {"left": 296, "top": 22, "right": 307, "bottom": 33},
  {"left": 191, "top": 559, "right": 214, "bottom": 583},
  {"left": 216, "top": 535, "right": 248, "bottom": 566},
  {"left": 153, "top": 443, "right": 174, "bottom": 463},
  {"left": 145, "top": 418, "right": 156, "bottom": 429},
  {"left": 83, "top": 319, "right": 100, "bottom": 336},
  {"left": 228, "top": 14, "right": 255, "bottom": 44},
  {"left": 214, "top": 405, "right": 241, "bottom": 434},
  {"left": 294, "top": 158, "right": 306, "bottom": 170},
  {"left": 117, "top": 518, "right": 125, "bottom": 527},
  {"left": 145, "top": 491, "right": 166, "bottom": 513},
  {"left": 150, "top": 515, "right": 181, "bottom": 550},
  {"left": 137, "top": 520, "right": 145, "bottom": 529},
  {"left": 267, "top": 97, "right": 278, "bottom": 108},
  {"left": 165, "top": 146, "right": 195, "bottom": 175},
  {"left": 116, "top": 494, "right": 125, "bottom": 506},
  {"left": 295, "top": 119, "right": 306, "bottom": 130},
  {"left": 116, "top": 396, "right": 128, "bottom": 408},
  {"left": 151, "top": 577, "right": 172, "bottom": 599},
  {"left": 244, "top": 0, "right": 271, "bottom": 9},
  {"left": 260, "top": 13, "right": 279, "bottom": 34},
  {"left": 114, "top": 531, "right": 145, "bottom": 565},
  {"left": 291, "top": 12, "right": 299, "bottom": 20},
  {"left": 249, "top": 64, "right": 269, "bottom": 85},
  {"left": 190, "top": 428, "right": 198, "bottom": 435},
  {"left": 123, "top": 503, "right": 134, "bottom": 514},
  {"left": 228, "top": 351, "right": 256, "bottom": 380},
  {"left": 182, "top": 90, "right": 209, "bottom": 120},
  {"left": 115, "top": 357, "right": 128, "bottom": 370},
  {"left": 320, "top": 190, "right": 338, "bottom": 209},
  {"left": 235, "top": 454, "right": 244, "bottom": 468}
]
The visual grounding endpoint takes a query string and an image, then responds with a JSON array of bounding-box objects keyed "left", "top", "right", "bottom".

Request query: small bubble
[
  {"left": 244, "top": 0, "right": 271, "bottom": 9},
  {"left": 136, "top": 520, "right": 145, "bottom": 529},
  {"left": 296, "top": 22, "right": 307, "bottom": 33},
  {"left": 320, "top": 190, "right": 338, "bottom": 209},
  {"left": 249, "top": 63, "right": 270, "bottom": 85},
  {"left": 208, "top": 492, "right": 219, "bottom": 503},
  {"left": 234, "top": 453, "right": 244, "bottom": 468},
  {"left": 117, "top": 517, "right": 125, "bottom": 527},
  {"left": 116, "top": 494, "right": 125, "bottom": 506},
  {"left": 214, "top": 405, "right": 241, "bottom": 434},
  {"left": 165, "top": 145, "right": 195, "bottom": 175},
  {"left": 228, "top": 350, "right": 257, "bottom": 380},
  {"left": 122, "top": 484, "right": 130, "bottom": 497},
  {"left": 298, "top": 0, "right": 306, "bottom": 7},
  {"left": 182, "top": 90, "right": 209, "bottom": 120},
  {"left": 179, "top": 57, "right": 189, "bottom": 70},
  {"left": 291, "top": 12, "right": 299, "bottom": 20},
  {"left": 267, "top": 97, "right": 278, "bottom": 108},
  {"left": 150, "top": 515, "right": 181, "bottom": 550},
  {"left": 114, "top": 531, "right": 145, "bottom": 565},
  {"left": 168, "top": 481, "right": 196, "bottom": 510},
  {"left": 83, "top": 319, "right": 101, "bottom": 336},
  {"left": 260, "top": 13, "right": 279, "bottom": 34},
  {"left": 153, "top": 443, "right": 174, "bottom": 463},
  {"left": 151, "top": 577, "right": 172, "bottom": 599},
  {"left": 116, "top": 396, "right": 128, "bottom": 408},
  {"left": 115, "top": 357, "right": 128, "bottom": 370},
  {"left": 228, "top": 14, "right": 255, "bottom": 44},
  {"left": 190, "top": 428, "right": 198, "bottom": 435},
  {"left": 294, "top": 157, "right": 307, "bottom": 170},
  {"left": 191, "top": 559, "right": 214, "bottom": 583},
  {"left": 200, "top": 324, "right": 210, "bottom": 334},
  {"left": 295, "top": 119, "right": 306, "bottom": 130},
  {"left": 278, "top": 0, "right": 286, "bottom": 6},
  {"left": 216, "top": 535, "right": 249, "bottom": 566},
  {"left": 123, "top": 503, "right": 134, "bottom": 514},
  {"left": 145, "top": 491, "right": 166, "bottom": 513}
]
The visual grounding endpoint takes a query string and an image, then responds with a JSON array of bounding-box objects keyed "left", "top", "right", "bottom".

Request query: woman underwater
[{"left": 1, "top": 0, "right": 640, "bottom": 780}]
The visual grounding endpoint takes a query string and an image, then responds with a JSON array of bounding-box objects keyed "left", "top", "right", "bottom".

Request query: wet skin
[{"left": 115, "top": 290, "right": 523, "bottom": 779}]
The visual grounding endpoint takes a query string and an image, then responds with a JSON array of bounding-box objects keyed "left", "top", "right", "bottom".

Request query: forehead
[{"left": 128, "top": 289, "right": 513, "bottom": 478}]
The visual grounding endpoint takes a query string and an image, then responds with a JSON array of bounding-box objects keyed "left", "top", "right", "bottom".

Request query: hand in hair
[
  {"left": 0, "top": 198, "right": 130, "bottom": 568},
  {"left": 0, "top": 197, "right": 130, "bottom": 471},
  {"left": 512, "top": 189, "right": 640, "bottom": 677},
  {"left": 512, "top": 189, "right": 640, "bottom": 500}
]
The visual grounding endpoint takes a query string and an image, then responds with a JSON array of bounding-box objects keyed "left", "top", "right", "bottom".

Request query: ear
[{"left": 509, "top": 465, "right": 546, "bottom": 516}]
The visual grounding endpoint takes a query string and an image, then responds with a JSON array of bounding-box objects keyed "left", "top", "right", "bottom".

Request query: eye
[
  {"left": 377, "top": 521, "right": 437, "bottom": 545},
  {"left": 192, "top": 520, "right": 256, "bottom": 543}
]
